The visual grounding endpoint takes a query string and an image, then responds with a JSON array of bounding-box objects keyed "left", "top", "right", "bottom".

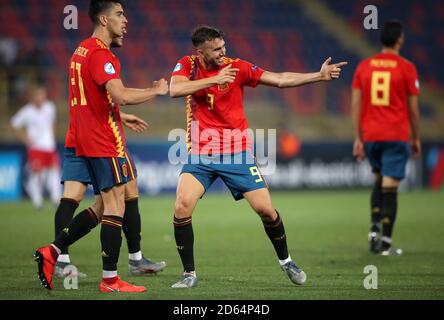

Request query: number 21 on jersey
[
  {"left": 70, "top": 62, "right": 87, "bottom": 107},
  {"left": 371, "top": 71, "right": 390, "bottom": 106}
]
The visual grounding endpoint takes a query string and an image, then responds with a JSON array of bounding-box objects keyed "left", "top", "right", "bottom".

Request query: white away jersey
[{"left": 11, "top": 101, "right": 56, "bottom": 151}]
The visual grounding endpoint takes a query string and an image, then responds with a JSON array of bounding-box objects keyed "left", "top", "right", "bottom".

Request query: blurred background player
[
  {"left": 169, "top": 25, "right": 347, "bottom": 288},
  {"left": 10, "top": 86, "right": 61, "bottom": 210},
  {"left": 351, "top": 20, "right": 421, "bottom": 256}
]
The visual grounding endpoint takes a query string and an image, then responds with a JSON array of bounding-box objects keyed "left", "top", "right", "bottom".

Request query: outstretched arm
[
  {"left": 106, "top": 78, "right": 169, "bottom": 106},
  {"left": 259, "top": 57, "right": 348, "bottom": 88},
  {"left": 170, "top": 64, "right": 239, "bottom": 97}
]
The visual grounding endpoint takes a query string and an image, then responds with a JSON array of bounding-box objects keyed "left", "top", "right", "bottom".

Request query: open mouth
[{"left": 121, "top": 27, "right": 127, "bottom": 38}]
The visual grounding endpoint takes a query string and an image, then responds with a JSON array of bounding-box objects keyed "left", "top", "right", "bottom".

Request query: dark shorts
[
  {"left": 181, "top": 151, "right": 268, "bottom": 201},
  {"left": 364, "top": 141, "right": 410, "bottom": 180},
  {"left": 61, "top": 148, "right": 91, "bottom": 185},
  {"left": 61, "top": 147, "right": 137, "bottom": 194}
]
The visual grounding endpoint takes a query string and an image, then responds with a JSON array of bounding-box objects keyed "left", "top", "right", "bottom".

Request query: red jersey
[
  {"left": 67, "top": 37, "right": 126, "bottom": 157},
  {"left": 352, "top": 52, "right": 420, "bottom": 142},
  {"left": 172, "top": 56, "right": 264, "bottom": 154}
]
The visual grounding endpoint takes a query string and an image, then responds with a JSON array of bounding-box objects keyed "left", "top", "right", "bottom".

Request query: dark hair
[
  {"left": 380, "top": 20, "right": 403, "bottom": 47},
  {"left": 191, "top": 25, "right": 224, "bottom": 47},
  {"left": 89, "top": 0, "right": 124, "bottom": 25}
]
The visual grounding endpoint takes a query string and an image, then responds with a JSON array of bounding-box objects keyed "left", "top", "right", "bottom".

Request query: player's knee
[
  {"left": 255, "top": 206, "right": 276, "bottom": 221},
  {"left": 125, "top": 180, "right": 139, "bottom": 199},
  {"left": 174, "top": 198, "right": 193, "bottom": 217},
  {"left": 102, "top": 198, "right": 125, "bottom": 217},
  {"left": 91, "top": 202, "right": 104, "bottom": 218},
  {"left": 62, "top": 181, "right": 87, "bottom": 202},
  {"left": 117, "top": 200, "right": 125, "bottom": 216},
  {"left": 63, "top": 192, "right": 84, "bottom": 203}
]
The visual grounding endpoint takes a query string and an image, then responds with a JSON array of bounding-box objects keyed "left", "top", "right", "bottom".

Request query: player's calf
[{"left": 261, "top": 210, "right": 289, "bottom": 260}]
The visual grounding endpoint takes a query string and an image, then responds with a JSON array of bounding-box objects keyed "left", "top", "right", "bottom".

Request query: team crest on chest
[{"left": 218, "top": 83, "right": 230, "bottom": 91}]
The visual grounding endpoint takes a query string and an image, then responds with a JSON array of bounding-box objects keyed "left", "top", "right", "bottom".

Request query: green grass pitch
[{"left": 0, "top": 189, "right": 443, "bottom": 300}]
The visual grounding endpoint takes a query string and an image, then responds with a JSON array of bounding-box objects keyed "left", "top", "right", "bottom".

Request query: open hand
[
  {"left": 353, "top": 137, "right": 365, "bottom": 162},
  {"left": 411, "top": 138, "right": 421, "bottom": 159},
  {"left": 121, "top": 114, "right": 149, "bottom": 133}
]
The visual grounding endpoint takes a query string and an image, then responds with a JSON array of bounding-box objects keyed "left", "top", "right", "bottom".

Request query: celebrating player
[
  {"left": 169, "top": 25, "right": 347, "bottom": 288},
  {"left": 34, "top": 0, "right": 168, "bottom": 292},
  {"left": 351, "top": 20, "right": 421, "bottom": 255}
]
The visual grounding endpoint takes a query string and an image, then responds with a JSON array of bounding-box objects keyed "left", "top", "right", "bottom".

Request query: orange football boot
[
  {"left": 100, "top": 276, "right": 147, "bottom": 293},
  {"left": 34, "top": 246, "right": 58, "bottom": 290}
]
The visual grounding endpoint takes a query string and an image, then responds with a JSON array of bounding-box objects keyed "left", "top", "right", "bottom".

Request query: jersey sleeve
[
  {"left": 238, "top": 60, "right": 264, "bottom": 88},
  {"left": 89, "top": 49, "right": 121, "bottom": 86},
  {"left": 171, "top": 56, "right": 193, "bottom": 78},
  {"left": 352, "top": 62, "right": 363, "bottom": 89},
  {"left": 405, "top": 63, "right": 420, "bottom": 96},
  {"left": 10, "top": 107, "right": 28, "bottom": 129}
]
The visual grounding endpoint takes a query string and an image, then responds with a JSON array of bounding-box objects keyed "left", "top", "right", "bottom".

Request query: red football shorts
[{"left": 27, "top": 149, "right": 60, "bottom": 172}]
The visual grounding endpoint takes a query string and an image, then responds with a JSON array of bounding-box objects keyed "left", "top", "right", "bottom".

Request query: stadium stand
[{"left": 0, "top": 0, "right": 442, "bottom": 140}]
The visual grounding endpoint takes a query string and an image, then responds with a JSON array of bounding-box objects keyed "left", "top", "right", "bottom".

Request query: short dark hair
[
  {"left": 191, "top": 25, "right": 224, "bottom": 47},
  {"left": 89, "top": 0, "right": 124, "bottom": 26},
  {"left": 380, "top": 20, "right": 403, "bottom": 47}
]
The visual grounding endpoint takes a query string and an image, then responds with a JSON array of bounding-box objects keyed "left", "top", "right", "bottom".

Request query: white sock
[
  {"left": 185, "top": 271, "right": 196, "bottom": 277},
  {"left": 381, "top": 236, "right": 392, "bottom": 244},
  {"left": 129, "top": 251, "right": 142, "bottom": 261},
  {"left": 57, "top": 254, "right": 71, "bottom": 264},
  {"left": 102, "top": 270, "right": 118, "bottom": 279},
  {"left": 279, "top": 255, "right": 292, "bottom": 266}
]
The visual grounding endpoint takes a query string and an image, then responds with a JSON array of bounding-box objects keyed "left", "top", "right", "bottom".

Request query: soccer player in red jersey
[
  {"left": 169, "top": 25, "right": 347, "bottom": 288},
  {"left": 51, "top": 45, "right": 166, "bottom": 276},
  {"left": 34, "top": 0, "right": 168, "bottom": 292},
  {"left": 51, "top": 111, "right": 166, "bottom": 279},
  {"left": 351, "top": 20, "right": 421, "bottom": 256}
]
